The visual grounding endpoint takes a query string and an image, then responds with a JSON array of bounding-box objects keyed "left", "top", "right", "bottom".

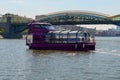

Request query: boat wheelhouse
[{"left": 26, "top": 21, "right": 96, "bottom": 51}]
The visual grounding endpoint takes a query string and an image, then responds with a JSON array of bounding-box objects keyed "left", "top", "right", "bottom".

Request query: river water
[{"left": 0, "top": 37, "right": 120, "bottom": 80}]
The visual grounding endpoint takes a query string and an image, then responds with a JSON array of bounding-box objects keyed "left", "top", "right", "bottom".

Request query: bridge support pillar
[{"left": 2, "top": 14, "right": 23, "bottom": 39}]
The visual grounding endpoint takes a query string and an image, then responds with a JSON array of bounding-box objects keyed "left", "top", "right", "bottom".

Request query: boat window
[
  {"left": 84, "top": 32, "right": 87, "bottom": 37},
  {"left": 61, "top": 30, "right": 70, "bottom": 38},
  {"left": 87, "top": 33, "right": 90, "bottom": 37},
  {"left": 68, "top": 31, "right": 77, "bottom": 38},
  {"left": 53, "top": 31, "right": 61, "bottom": 38},
  {"left": 77, "top": 32, "right": 84, "bottom": 37},
  {"left": 34, "top": 24, "right": 42, "bottom": 28},
  {"left": 41, "top": 24, "right": 55, "bottom": 30},
  {"left": 60, "top": 30, "right": 70, "bottom": 43},
  {"left": 84, "top": 32, "right": 91, "bottom": 37},
  {"left": 34, "top": 24, "right": 55, "bottom": 30},
  {"left": 67, "top": 31, "right": 79, "bottom": 43},
  {"left": 45, "top": 31, "right": 53, "bottom": 43}
]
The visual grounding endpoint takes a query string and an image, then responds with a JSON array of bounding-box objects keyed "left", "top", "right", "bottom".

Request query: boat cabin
[{"left": 45, "top": 30, "right": 94, "bottom": 43}]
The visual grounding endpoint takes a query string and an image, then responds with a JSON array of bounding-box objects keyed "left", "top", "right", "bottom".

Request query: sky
[
  {"left": 0, "top": 0, "right": 120, "bottom": 18},
  {"left": 0, "top": 0, "right": 120, "bottom": 30}
]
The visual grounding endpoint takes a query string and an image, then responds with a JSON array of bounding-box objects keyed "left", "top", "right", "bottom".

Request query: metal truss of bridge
[{"left": 36, "top": 10, "right": 120, "bottom": 25}]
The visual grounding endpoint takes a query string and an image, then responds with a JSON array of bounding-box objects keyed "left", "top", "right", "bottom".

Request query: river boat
[{"left": 26, "top": 21, "right": 96, "bottom": 51}]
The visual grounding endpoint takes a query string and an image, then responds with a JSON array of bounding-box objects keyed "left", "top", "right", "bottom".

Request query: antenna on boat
[
  {"left": 27, "top": 20, "right": 36, "bottom": 26},
  {"left": 32, "top": 20, "right": 36, "bottom": 23}
]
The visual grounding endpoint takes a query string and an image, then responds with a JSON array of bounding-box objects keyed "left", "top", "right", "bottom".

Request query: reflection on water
[{"left": 0, "top": 37, "right": 120, "bottom": 80}]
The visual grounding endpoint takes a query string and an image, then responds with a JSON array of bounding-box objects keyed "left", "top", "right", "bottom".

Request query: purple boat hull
[{"left": 28, "top": 43, "right": 95, "bottom": 51}]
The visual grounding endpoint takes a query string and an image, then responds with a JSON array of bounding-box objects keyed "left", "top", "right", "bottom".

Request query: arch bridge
[
  {"left": 0, "top": 11, "right": 120, "bottom": 38},
  {"left": 36, "top": 11, "right": 120, "bottom": 25}
]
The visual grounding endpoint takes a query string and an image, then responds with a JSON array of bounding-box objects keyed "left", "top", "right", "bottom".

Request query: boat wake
[{"left": 91, "top": 48, "right": 120, "bottom": 57}]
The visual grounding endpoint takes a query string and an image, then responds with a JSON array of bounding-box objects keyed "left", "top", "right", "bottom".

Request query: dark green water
[{"left": 0, "top": 37, "right": 120, "bottom": 80}]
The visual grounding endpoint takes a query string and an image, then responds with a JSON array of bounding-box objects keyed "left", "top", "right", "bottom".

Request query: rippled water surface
[{"left": 0, "top": 37, "right": 120, "bottom": 80}]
